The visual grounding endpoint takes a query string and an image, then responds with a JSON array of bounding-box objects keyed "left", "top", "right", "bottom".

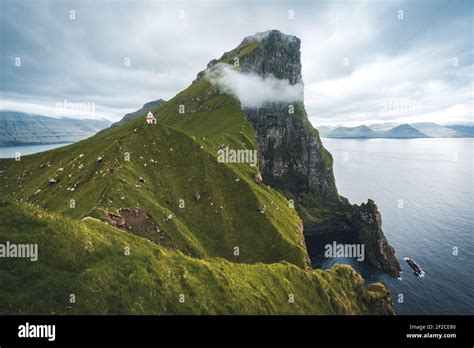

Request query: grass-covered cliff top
[
  {"left": 0, "top": 198, "right": 393, "bottom": 314},
  {"left": 0, "top": 62, "right": 394, "bottom": 315},
  {"left": 0, "top": 78, "right": 309, "bottom": 268}
]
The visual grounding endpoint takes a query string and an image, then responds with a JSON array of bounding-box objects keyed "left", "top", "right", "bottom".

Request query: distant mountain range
[
  {"left": 0, "top": 111, "right": 112, "bottom": 146},
  {"left": 317, "top": 122, "right": 474, "bottom": 138},
  {"left": 0, "top": 100, "right": 169, "bottom": 147}
]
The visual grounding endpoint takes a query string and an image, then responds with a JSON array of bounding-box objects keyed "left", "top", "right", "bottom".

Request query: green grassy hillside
[
  {"left": 0, "top": 198, "right": 393, "bottom": 314},
  {"left": 0, "top": 77, "right": 308, "bottom": 268},
  {"left": 0, "top": 68, "right": 395, "bottom": 315}
]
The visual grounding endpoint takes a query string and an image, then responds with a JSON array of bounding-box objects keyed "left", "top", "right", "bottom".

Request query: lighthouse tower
[{"left": 146, "top": 111, "right": 156, "bottom": 124}]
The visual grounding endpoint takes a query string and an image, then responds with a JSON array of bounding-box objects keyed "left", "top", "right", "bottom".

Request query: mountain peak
[
  {"left": 242, "top": 29, "right": 299, "bottom": 45},
  {"left": 198, "top": 30, "right": 302, "bottom": 85},
  {"left": 384, "top": 124, "right": 429, "bottom": 138}
]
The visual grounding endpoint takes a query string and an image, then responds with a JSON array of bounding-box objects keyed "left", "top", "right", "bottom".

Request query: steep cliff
[
  {"left": 0, "top": 30, "right": 397, "bottom": 315},
  {"left": 200, "top": 30, "right": 400, "bottom": 276}
]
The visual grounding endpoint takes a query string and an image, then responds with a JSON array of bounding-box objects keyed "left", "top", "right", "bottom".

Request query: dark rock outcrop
[
  {"left": 108, "top": 208, "right": 174, "bottom": 248},
  {"left": 350, "top": 200, "right": 401, "bottom": 277},
  {"left": 235, "top": 31, "right": 303, "bottom": 84},
  {"left": 204, "top": 30, "right": 400, "bottom": 276},
  {"left": 243, "top": 103, "right": 337, "bottom": 198}
]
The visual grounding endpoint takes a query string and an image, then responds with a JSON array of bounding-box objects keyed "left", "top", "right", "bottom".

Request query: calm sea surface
[
  {"left": 0, "top": 143, "right": 71, "bottom": 158},
  {"left": 309, "top": 138, "right": 473, "bottom": 314}
]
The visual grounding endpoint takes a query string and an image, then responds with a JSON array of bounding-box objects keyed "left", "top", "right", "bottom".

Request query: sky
[{"left": 0, "top": 0, "right": 472, "bottom": 126}]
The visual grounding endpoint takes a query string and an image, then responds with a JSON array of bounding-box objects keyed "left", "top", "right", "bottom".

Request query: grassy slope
[
  {"left": 0, "top": 77, "right": 308, "bottom": 268},
  {"left": 0, "top": 62, "right": 394, "bottom": 314},
  {"left": 0, "top": 198, "right": 393, "bottom": 314}
]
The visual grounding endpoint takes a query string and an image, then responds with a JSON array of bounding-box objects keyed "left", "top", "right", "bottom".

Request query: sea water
[{"left": 308, "top": 138, "right": 473, "bottom": 315}]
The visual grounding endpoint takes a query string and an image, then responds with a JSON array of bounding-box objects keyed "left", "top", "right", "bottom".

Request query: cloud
[
  {"left": 0, "top": 99, "right": 127, "bottom": 121},
  {"left": 0, "top": 0, "right": 472, "bottom": 125},
  {"left": 206, "top": 64, "right": 303, "bottom": 108},
  {"left": 306, "top": 44, "right": 473, "bottom": 126}
]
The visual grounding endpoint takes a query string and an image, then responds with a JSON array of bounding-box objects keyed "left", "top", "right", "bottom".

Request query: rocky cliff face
[
  {"left": 236, "top": 31, "right": 303, "bottom": 84},
  {"left": 243, "top": 103, "right": 338, "bottom": 198},
  {"left": 350, "top": 200, "right": 401, "bottom": 277},
  {"left": 203, "top": 30, "right": 400, "bottom": 277}
]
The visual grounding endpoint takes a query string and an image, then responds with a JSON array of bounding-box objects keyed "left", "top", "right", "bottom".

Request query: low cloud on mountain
[{"left": 207, "top": 64, "right": 303, "bottom": 108}]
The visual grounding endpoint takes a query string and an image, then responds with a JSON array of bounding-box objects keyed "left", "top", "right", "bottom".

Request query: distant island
[
  {"left": 317, "top": 122, "right": 474, "bottom": 139},
  {"left": 0, "top": 111, "right": 111, "bottom": 146}
]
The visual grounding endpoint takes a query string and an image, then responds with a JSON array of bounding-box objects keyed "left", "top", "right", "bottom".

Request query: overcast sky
[{"left": 0, "top": 0, "right": 472, "bottom": 126}]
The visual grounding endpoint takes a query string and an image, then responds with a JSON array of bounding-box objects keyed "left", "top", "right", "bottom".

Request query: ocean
[
  {"left": 308, "top": 138, "right": 474, "bottom": 315},
  {"left": 0, "top": 143, "right": 71, "bottom": 159}
]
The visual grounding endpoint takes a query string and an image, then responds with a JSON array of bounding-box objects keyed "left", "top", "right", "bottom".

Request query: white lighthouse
[{"left": 146, "top": 111, "right": 156, "bottom": 124}]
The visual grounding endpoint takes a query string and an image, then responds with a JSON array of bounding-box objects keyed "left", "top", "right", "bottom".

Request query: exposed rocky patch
[
  {"left": 108, "top": 208, "right": 174, "bottom": 248},
  {"left": 350, "top": 200, "right": 401, "bottom": 277}
]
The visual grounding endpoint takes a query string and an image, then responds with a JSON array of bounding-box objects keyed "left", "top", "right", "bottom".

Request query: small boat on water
[{"left": 404, "top": 257, "right": 425, "bottom": 277}]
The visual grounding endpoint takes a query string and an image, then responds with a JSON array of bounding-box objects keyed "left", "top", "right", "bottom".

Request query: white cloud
[
  {"left": 306, "top": 46, "right": 473, "bottom": 126},
  {"left": 0, "top": 98, "right": 127, "bottom": 121},
  {"left": 1, "top": 0, "right": 471, "bottom": 125},
  {"left": 207, "top": 64, "right": 303, "bottom": 108}
]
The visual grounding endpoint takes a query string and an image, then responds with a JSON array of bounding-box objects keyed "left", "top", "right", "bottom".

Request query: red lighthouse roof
[{"left": 146, "top": 111, "right": 156, "bottom": 124}]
